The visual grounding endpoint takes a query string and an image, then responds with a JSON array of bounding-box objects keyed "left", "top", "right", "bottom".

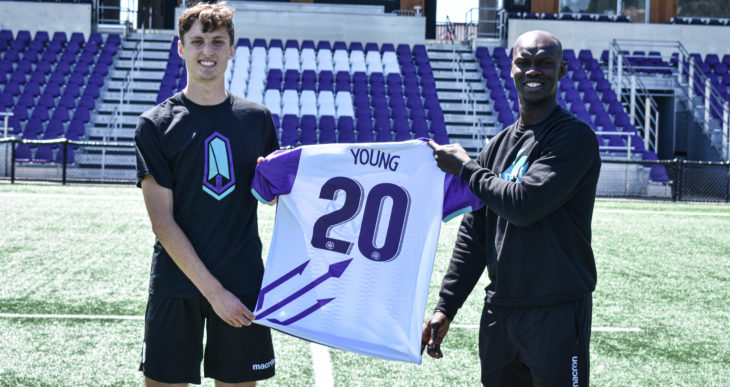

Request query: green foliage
[{"left": 0, "top": 185, "right": 728, "bottom": 386}]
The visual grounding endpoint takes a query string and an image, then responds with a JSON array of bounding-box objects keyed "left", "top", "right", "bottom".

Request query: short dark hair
[{"left": 178, "top": 1, "right": 235, "bottom": 46}]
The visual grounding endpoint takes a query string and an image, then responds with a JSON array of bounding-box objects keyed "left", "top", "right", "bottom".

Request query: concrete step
[
  {"left": 427, "top": 51, "right": 476, "bottom": 61},
  {"left": 427, "top": 43, "right": 472, "bottom": 52},
  {"left": 115, "top": 59, "right": 168, "bottom": 70},
  {"left": 103, "top": 92, "right": 157, "bottom": 103},
  {"left": 444, "top": 113, "right": 493, "bottom": 124},
  {"left": 447, "top": 123, "right": 500, "bottom": 136},
  {"left": 441, "top": 102, "right": 492, "bottom": 113},
  {"left": 87, "top": 127, "right": 136, "bottom": 139},
  {"left": 433, "top": 70, "right": 481, "bottom": 81},
  {"left": 97, "top": 103, "right": 150, "bottom": 114},
  {"left": 450, "top": 137, "right": 488, "bottom": 152},
  {"left": 438, "top": 91, "right": 489, "bottom": 102},
  {"left": 128, "top": 31, "right": 176, "bottom": 40},
  {"left": 122, "top": 41, "right": 172, "bottom": 51},
  {"left": 118, "top": 50, "right": 171, "bottom": 61},
  {"left": 431, "top": 61, "right": 479, "bottom": 71},
  {"left": 93, "top": 115, "right": 142, "bottom": 126},
  {"left": 110, "top": 69, "right": 165, "bottom": 81},
  {"left": 436, "top": 81, "right": 486, "bottom": 91},
  {"left": 106, "top": 80, "right": 162, "bottom": 92}
]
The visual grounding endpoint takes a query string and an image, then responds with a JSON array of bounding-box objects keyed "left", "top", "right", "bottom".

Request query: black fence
[
  {"left": 0, "top": 137, "right": 136, "bottom": 185},
  {"left": 1, "top": 138, "right": 729, "bottom": 202}
]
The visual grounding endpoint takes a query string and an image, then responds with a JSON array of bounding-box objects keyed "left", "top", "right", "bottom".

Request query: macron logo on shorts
[
  {"left": 571, "top": 355, "right": 579, "bottom": 386},
  {"left": 252, "top": 358, "right": 275, "bottom": 371}
]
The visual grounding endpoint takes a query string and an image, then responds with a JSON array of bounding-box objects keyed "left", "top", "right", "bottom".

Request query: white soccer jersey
[{"left": 250, "top": 139, "right": 483, "bottom": 363}]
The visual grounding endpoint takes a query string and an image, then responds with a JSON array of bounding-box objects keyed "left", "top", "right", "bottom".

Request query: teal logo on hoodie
[{"left": 500, "top": 148, "right": 529, "bottom": 182}]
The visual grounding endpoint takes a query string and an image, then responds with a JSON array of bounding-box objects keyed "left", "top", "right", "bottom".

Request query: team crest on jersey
[
  {"left": 202, "top": 132, "right": 236, "bottom": 200},
  {"left": 500, "top": 148, "right": 529, "bottom": 182}
]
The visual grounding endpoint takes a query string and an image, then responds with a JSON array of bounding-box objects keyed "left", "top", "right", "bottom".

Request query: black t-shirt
[{"left": 135, "top": 92, "right": 280, "bottom": 297}]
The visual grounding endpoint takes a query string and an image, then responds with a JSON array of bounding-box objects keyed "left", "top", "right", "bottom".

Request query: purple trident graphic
[
  {"left": 202, "top": 132, "right": 236, "bottom": 200},
  {"left": 255, "top": 258, "right": 353, "bottom": 325}
]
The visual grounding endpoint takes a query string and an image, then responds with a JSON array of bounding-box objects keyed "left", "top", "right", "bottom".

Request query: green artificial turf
[{"left": 0, "top": 184, "right": 728, "bottom": 386}]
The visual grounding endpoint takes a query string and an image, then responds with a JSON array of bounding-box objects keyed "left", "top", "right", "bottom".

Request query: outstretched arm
[{"left": 141, "top": 175, "right": 255, "bottom": 327}]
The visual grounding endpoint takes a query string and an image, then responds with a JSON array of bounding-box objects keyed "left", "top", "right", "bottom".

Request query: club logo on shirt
[
  {"left": 202, "top": 132, "right": 236, "bottom": 200},
  {"left": 500, "top": 148, "right": 529, "bottom": 182}
]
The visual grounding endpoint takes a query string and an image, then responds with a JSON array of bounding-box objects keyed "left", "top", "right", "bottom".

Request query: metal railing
[
  {"left": 465, "top": 7, "right": 507, "bottom": 41},
  {"left": 93, "top": 0, "right": 139, "bottom": 29},
  {"left": 607, "top": 39, "right": 661, "bottom": 153},
  {"left": 676, "top": 48, "right": 730, "bottom": 161},
  {"left": 607, "top": 39, "right": 730, "bottom": 161},
  {"left": 3, "top": 137, "right": 727, "bottom": 202},
  {"left": 443, "top": 16, "right": 486, "bottom": 145}
]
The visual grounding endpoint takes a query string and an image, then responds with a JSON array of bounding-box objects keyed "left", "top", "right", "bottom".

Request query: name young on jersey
[{"left": 350, "top": 148, "right": 400, "bottom": 171}]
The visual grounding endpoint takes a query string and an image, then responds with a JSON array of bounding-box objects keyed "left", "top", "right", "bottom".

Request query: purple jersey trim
[
  {"left": 442, "top": 173, "right": 484, "bottom": 221},
  {"left": 251, "top": 147, "right": 303, "bottom": 202}
]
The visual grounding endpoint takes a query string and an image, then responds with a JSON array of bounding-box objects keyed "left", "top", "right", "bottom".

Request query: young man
[
  {"left": 425, "top": 31, "right": 601, "bottom": 386},
  {"left": 134, "top": 3, "right": 278, "bottom": 385}
]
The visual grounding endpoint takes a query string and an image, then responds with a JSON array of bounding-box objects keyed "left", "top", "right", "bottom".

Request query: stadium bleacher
[
  {"left": 0, "top": 28, "right": 120, "bottom": 164},
  {"left": 474, "top": 44, "right": 670, "bottom": 182},
  {"left": 156, "top": 37, "right": 449, "bottom": 147}
]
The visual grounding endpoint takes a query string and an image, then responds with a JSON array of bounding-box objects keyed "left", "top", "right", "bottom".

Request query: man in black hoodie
[{"left": 425, "top": 31, "right": 600, "bottom": 386}]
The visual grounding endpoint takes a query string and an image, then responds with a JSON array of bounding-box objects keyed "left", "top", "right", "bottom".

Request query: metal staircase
[
  {"left": 608, "top": 39, "right": 730, "bottom": 161},
  {"left": 75, "top": 30, "right": 174, "bottom": 179},
  {"left": 427, "top": 41, "right": 498, "bottom": 158}
]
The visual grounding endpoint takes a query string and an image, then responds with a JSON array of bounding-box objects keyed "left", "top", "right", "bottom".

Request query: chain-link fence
[{"left": 1, "top": 138, "right": 729, "bottom": 202}]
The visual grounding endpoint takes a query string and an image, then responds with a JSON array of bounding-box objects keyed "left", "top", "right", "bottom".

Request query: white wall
[
  {"left": 175, "top": 2, "right": 426, "bottom": 47},
  {"left": 508, "top": 19, "right": 730, "bottom": 59},
  {"left": 0, "top": 1, "right": 91, "bottom": 39}
]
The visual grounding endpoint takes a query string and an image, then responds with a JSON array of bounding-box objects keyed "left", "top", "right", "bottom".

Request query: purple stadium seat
[
  {"left": 318, "top": 116, "right": 336, "bottom": 144},
  {"left": 299, "top": 115, "right": 317, "bottom": 145},
  {"left": 237, "top": 38, "right": 250, "bottom": 48},
  {"left": 66, "top": 119, "right": 85, "bottom": 138},
  {"left": 317, "top": 40, "right": 332, "bottom": 51},
  {"left": 14, "top": 144, "right": 32, "bottom": 162},
  {"left": 285, "top": 39, "right": 298, "bottom": 50},
  {"left": 55, "top": 147, "right": 74, "bottom": 164},
  {"left": 349, "top": 42, "right": 363, "bottom": 52},
  {"left": 337, "top": 116, "right": 355, "bottom": 143},
  {"left": 24, "top": 117, "right": 44, "bottom": 138}
]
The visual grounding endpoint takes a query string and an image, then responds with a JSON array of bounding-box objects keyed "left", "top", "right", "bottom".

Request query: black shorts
[
  {"left": 139, "top": 293, "right": 275, "bottom": 384},
  {"left": 479, "top": 294, "right": 592, "bottom": 387}
]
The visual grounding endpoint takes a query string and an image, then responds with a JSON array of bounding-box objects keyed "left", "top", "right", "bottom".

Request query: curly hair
[{"left": 178, "top": 2, "right": 235, "bottom": 45}]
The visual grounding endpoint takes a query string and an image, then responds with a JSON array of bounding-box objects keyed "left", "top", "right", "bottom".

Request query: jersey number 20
[{"left": 311, "top": 176, "right": 410, "bottom": 262}]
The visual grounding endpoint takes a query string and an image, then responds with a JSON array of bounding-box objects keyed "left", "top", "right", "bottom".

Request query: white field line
[
  {"left": 451, "top": 323, "right": 642, "bottom": 332},
  {"left": 0, "top": 314, "right": 643, "bottom": 333},
  {"left": 594, "top": 208, "right": 730, "bottom": 217},
  {"left": 0, "top": 192, "right": 139, "bottom": 201},
  {"left": 310, "top": 343, "right": 334, "bottom": 387},
  {"left": 0, "top": 313, "right": 143, "bottom": 320}
]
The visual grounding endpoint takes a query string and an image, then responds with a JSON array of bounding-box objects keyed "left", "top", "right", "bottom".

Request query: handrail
[
  {"left": 101, "top": 26, "right": 144, "bottom": 179},
  {"left": 465, "top": 7, "right": 507, "bottom": 41},
  {"left": 608, "top": 39, "right": 661, "bottom": 153},
  {"left": 1, "top": 111, "right": 13, "bottom": 176},
  {"left": 444, "top": 16, "right": 485, "bottom": 145},
  {"left": 608, "top": 39, "right": 729, "bottom": 160}
]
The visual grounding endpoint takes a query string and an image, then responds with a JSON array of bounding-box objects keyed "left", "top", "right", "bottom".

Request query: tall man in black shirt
[
  {"left": 135, "top": 3, "right": 278, "bottom": 385},
  {"left": 425, "top": 31, "right": 600, "bottom": 386}
]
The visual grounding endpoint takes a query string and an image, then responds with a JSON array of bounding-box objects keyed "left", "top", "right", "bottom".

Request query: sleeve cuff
[
  {"left": 434, "top": 303, "right": 457, "bottom": 321},
  {"left": 459, "top": 160, "right": 480, "bottom": 182}
]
